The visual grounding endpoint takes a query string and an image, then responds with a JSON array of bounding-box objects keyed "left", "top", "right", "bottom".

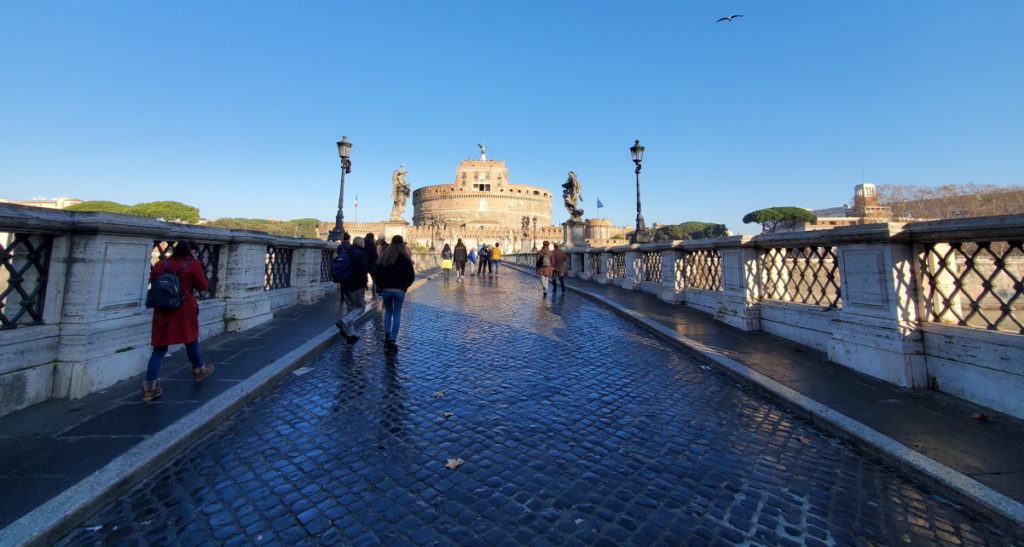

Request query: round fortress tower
[{"left": 412, "top": 150, "right": 552, "bottom": 230}]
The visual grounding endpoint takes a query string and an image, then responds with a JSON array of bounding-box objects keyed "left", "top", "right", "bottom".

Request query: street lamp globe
[{"left": 630, "top": 140, "right": 645, "bottom": 164}]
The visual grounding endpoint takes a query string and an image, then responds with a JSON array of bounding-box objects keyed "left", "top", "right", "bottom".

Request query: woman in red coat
[{"left": 143, "top": 240, "right": 214, "bottom": 402}]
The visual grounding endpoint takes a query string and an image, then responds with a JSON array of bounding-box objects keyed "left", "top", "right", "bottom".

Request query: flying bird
[{"left": 716, "top": 14, "right": 743, "bottom": 22}]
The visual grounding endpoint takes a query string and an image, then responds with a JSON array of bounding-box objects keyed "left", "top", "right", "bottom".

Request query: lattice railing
[
  {"left": 264, "top": 246, "right": 293, "bottom": 290},
  {"left": 919, "top": 240, "right": 1024, "bottom": 334},
  {"left": 641, "top": 251, "right": 662, "bottom": 283},
  {"left": 610, "top": 253, "right": 626, "bottom": 279},
  {"left": 588, "top": 254, "right": 602, "bottom": 275},
  {"left": 685, "top": 249, "right": 723, "bottom": 291},
  {"left": 759, "top": 246, "right": 841, "bottom": 307},
  {"left": 320, "top": 249, "right": 334, "bottom": 283},
  {"left": 152, "top": 240, "right": 221, "bottom": 300},
  {"left": 0, "top": 233, "right": 53, "bottom": 329}
]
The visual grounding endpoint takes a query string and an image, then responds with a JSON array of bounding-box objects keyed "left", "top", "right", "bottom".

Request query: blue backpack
[
  {"left": 146, "top": 260, "right": 191, "bottom": 310},
  {"left": 331, "top": 246, "right": 352, "bottom": 283}
]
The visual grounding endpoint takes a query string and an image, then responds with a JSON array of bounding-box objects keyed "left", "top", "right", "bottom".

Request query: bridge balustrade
[
  {"left": 0, "top": 203, "right": 338, "bottom": 416},
  {"left": 511, "top": 214, "right": 1024, "bottom": 420}
]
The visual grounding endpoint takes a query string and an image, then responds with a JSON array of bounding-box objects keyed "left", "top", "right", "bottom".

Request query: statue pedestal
[
  {"left": 382, "top": 221, "right": 409, "bottom": 243},
  {"left": 562, "top": 220, "right": 587, "bottom": 249}
]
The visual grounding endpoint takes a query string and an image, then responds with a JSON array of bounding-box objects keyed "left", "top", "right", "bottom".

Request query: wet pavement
[{"left": 54, "top": 269, "right": 1020, "bottom": 545}]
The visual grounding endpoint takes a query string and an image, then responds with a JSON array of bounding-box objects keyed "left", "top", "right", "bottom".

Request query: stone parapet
[
  {"left": 554, "top": 214, "right": 1024, "bottom": 419},
  {"left": 0, "top": 203, "right": 337, "bottom": 416}
]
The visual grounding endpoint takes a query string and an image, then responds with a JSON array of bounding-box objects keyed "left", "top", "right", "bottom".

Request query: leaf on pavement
[
  {"left": 444, "top": 457, "right": 465, "bottom": 470},
  {"left": 970, "top": 412, "right": 989, "bottom": 422},
  {"left": 432, "top": 391, "right": 445, "bottom": 398},
  {"left": 442, "top": 411, "right": 454, "bottom": 418},
  {"left": 798, "top": 436, "right": 812, "bottom": 445}
]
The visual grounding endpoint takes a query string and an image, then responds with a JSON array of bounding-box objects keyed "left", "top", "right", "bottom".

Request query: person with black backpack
[
  {"left": 333, "top": 233, "right": 369, "bottom": 344},
  {"left": 143, "top": 240, "right": 214, "bottom": 402}
]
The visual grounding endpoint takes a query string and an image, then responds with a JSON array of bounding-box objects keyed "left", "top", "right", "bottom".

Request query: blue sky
[{"left": 2, "top": 1, "right": 1022, "bottom": 233}]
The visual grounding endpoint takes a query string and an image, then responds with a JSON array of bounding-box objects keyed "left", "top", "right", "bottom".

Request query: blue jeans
[
  {"left": 381, "top": 289, "right": 406, "bottom": 340},
  {"left": 490, "top": 259, "right": 500, "bottom": 274},
  {"left": 147, "top": 340, "right": 203, "bottom": 381}
]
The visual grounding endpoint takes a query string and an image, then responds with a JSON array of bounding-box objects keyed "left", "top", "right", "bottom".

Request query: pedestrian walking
[
  {"left": 489, "top": 242, "right": 502, "bottom": 276},
  {"left": 551, "top": 243, "right": 568, "bottom": 293},
  {"left": 364, "top": 233, "right": 379, "bottom": 297},
  {"left": 143, "top": 240, "right": 214, "bottom": 402},
  {"left": 535, "top": 240, "right": 554, "bottom": 297},
  {"left": 468, "top": 246, "right": 477, "bottom": 275},
  {"left": 373, "top": 235, "right": 415, "bottom": 354},
  {"left": 440, "top": 242, "right": 453, "bottom": 283},
  {"left": 453, "top": 239, "right": 468, "bottom": 281},
  {"left": 476, "top": 244, "right": 490, "bottom": 276},
  {"left": 334, "top": 234, "right": 369, "bottom": 344}
]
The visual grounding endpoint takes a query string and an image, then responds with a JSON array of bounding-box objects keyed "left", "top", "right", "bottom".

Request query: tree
[
  {"left": 65, "top": 200, "right": 129, "bottom": 213},
  {"left": 743, "top": 207, "right": 817, "bottom": 234},
  {"left": 651, "top": 221, "right": 729, "bottom": 242},
  {"left": 126, "top": 201, "right": 200, "bottom": 223}
]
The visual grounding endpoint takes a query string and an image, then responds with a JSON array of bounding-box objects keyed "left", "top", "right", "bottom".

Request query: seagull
[{"left": 716, "top": 14, "right": 743, "bottom": 22}]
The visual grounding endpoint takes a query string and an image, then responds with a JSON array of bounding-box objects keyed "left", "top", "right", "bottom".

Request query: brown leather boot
[
  {"left": 142, "top": 380, "right": 163, "bottom": 402},
  {"left": 192, "top": 363, "right": 215, "bottom": 382}
]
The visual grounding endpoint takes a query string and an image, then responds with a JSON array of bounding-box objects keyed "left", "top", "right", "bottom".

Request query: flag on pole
[
  {"left": 354, "top": 195, "right": 358, "bottom": 208},
  {"left": 597, "top": 198, "right": 604, "bottom": 208}
]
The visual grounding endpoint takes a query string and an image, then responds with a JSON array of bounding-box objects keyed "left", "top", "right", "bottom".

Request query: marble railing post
[
  {"left": 713, "top": 237, "right": 760, "bottom": 331},
  {"left": 221, "top": 240, "right": 274, "bottom": 332},
  {"left": 829, "top": 225, "right": 927, "bottom": 388},
  {"left": 657, "top": 248, "right": 679, "bottom": 303},
  {"left": 623, "top": 247, "right": 642, "bottom": 290}
]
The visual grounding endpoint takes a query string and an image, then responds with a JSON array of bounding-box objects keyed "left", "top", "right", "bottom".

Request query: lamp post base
[{"left": 327, "top": 227, "right": 345, "bottom": 242}]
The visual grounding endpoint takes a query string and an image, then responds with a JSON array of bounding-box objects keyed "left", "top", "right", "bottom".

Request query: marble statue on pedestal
[
  {"left": 562, "top": 171, "right": 584, "bottom": 222},
  {"left": 390, "top": 167, "right": 411, "bottom": 222}
]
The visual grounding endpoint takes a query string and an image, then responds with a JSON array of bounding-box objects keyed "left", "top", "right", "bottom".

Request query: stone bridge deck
[{"left": 1, "top": 268, "right": 1022, "bottom": 545}]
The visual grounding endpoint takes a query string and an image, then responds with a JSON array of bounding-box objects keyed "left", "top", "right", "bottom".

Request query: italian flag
[{"left": 354, "top": 195, "right": 358, "bottom": 208}]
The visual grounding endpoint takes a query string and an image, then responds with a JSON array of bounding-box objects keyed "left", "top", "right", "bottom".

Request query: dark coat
[
  {"left": 374, "top": 253, "right": 415, "bottom": 292},
  {"left": 453, "top": 244, "right": 468, "bottom": 262},
  {"left": 339, "top": 243, "right": 369, "bottom": 293},
  {"left": 364, "top": 239, "right": 379, "bottom": 266},
  {"left": 150, "top": 257, "right": 208, "bottom": 346}
]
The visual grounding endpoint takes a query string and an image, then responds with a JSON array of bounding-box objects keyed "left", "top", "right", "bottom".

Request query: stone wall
[{"left": 0, "top": 203, "right": 339, "bottom": 417}]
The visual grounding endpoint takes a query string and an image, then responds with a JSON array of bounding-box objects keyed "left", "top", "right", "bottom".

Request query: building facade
[{"left": 412, "top": 152, "right": 552, "bottom": 231}]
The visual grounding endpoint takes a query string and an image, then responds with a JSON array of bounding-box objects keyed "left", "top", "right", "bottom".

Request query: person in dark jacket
[
  {"left": 453, "top": 239, "right": 468, "bottom": 281},
  {"left": 334, "top": 235, "right": 369, "bottom": 344},
  {"left": 143, "top": 240, "right": 214, "bottom": 402},
  {"left": 364, "top": 233, "right": 379, "bottom": 297},
  {"left": 374, "top": 235, "right": 415, "bottom": 354},
  {"left": 476, "top": 244, "right": 490, "bottom": 276}
]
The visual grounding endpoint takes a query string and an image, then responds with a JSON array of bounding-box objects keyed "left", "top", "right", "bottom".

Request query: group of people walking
[
  {"left": 534, "top": 240, "right": 568, "bottom": 297},
  {"left": 333, "top": 232, "right": 415, "bottom": 355},
  {"left": 142, "top": 233, "right": 568, "bottom": 403},
  {"left": 440, "top": 239, "right": 502, "bottom": 282}
]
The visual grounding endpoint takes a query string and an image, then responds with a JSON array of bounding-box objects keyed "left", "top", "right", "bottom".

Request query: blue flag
[{"left": 597, "top": 198, "right": 604, "bottom": 208}]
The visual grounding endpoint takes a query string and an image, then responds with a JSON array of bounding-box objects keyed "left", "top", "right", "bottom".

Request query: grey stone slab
[
  {"left": 12, "top": 436, "right": 141, "bottom": 478},
  {"left": 59, "top": 402, "right": 200, "bottom": 437},
  {"left": 0, "top": 476, "right": 71, "bottom": 528}
]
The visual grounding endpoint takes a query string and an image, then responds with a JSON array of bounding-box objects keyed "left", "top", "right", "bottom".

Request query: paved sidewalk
[
  {"left": 0, "top": 276, "right": 430, "bottom": 546},
  {"left": 522, "top": 266, "right": 1024, "bottom": 528}
]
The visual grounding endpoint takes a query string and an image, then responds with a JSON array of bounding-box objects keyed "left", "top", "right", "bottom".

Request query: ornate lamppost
[
  {"left": 630, "top": 139, "right": 650, "bottom": 244},
  {"left": 531, "top": 216, "right": 538, "bottom": 251},
  {"left": 327, "top": 136, "right": 353, "bottom": 242}
]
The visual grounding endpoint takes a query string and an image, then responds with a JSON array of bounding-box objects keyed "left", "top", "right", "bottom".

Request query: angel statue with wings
[
  {"left": 390, "top": 167, "right": 411, "bottom": 222},
  {"left": 562, "top": 171, "right": 584, "bottom": 222}
]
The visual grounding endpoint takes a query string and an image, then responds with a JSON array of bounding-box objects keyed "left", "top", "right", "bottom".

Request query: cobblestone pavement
[{"left": 58, "top": 271, "right": 1020, "bottom": 545}]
